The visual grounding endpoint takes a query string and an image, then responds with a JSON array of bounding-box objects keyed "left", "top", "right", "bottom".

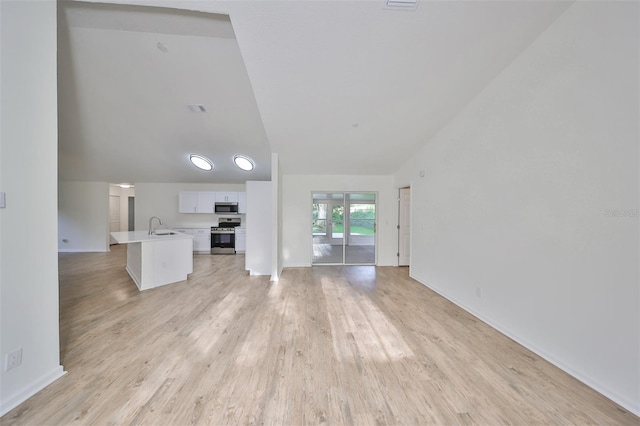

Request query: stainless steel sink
[{"left": 154, "top": 231, "right": 176, "bottom": 236}]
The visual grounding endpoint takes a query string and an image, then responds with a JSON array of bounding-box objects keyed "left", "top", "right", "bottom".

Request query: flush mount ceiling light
[
  {"left": 189, "top": 154, "right": 213, "bottom": 171},
  {"left": 119, "top": 183, "right": 133, "bottom": 189},
  {"left": 385, "top": 0, "right": 418, "bottom": 10},
  {"left": 233, "top": 154, "right": 255, "bottom": 171}
]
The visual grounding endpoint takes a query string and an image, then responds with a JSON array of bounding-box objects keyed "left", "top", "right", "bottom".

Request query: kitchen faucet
[{"left": 148, "top": 216, "right": 162, "bottom": 235}]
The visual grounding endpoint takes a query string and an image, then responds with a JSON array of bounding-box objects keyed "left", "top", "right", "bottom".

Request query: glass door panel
[
  {"left": 312, "top": 192, "right": 376, "bottom": 265},
  {"left": 312, "top": 203, "right": 327, "bottom": 236},
  {"left": 330, "top": 204, "right": 344, "bottom": 244},
  {"left": 345, "top": 194, "right": 375, "bottom": 264},
  {"left": 312, "top": 193, "right": 343, "bottom": 264}
]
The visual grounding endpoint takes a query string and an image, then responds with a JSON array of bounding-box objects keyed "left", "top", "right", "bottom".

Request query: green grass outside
[
  {"left": 331, "top": 224, "right": 374, "bottom": 235},
  {"left": 313, "top": 222, "right": 375, "bottom": 235}
]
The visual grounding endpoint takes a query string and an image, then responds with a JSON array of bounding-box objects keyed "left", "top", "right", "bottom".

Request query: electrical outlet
[
  {"left": 476, "top": 287, "right": 483, "bottom": 299},
  {"left": 5, "top": 348, "right": 22, "bottom": 371}
]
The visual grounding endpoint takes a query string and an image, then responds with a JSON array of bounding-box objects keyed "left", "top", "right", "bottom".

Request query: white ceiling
[{"left": 57, "top": 0, "right": 572, "bottom": 184}]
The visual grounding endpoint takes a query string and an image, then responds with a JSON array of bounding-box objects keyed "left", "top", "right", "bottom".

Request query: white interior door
[
  {"left": 109, "top": 195, "right": 121, "bottom": 245},
  {"left": 398, "top": 187, "right": 410, "bottom": 266},
  {"left": 109, "top": 195, "right": 120, "bottom": 232}
]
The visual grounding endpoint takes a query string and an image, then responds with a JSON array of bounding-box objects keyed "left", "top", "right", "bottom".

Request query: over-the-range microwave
[{"left": 214, "top": 202, "right": 239, "bottom": 214}]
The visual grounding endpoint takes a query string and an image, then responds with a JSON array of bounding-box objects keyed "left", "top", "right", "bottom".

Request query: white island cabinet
[
  {"left": 110, "top": 230, "right": 194, "bottom": 291},
  {"left": 235, "top": 227, "right": 246, "bottom": 253}
]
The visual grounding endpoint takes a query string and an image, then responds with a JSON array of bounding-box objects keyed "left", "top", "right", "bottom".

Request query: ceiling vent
[
  {"left": 187, "top": 104, "right": 206, "bottom": 112},
  {"left": 385, "top": 0, "right": 417, "bottom": 10}
]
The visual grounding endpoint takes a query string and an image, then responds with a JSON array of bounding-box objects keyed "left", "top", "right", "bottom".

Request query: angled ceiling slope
[
  {"left": 58, "top": 1, "right": 272, "bottom": 183},
  {"left": 227, "top": 0, "right": 572, "bottom": 175},
  {"left": 58, "top": 0, "right": 572, "bottom": 182}
]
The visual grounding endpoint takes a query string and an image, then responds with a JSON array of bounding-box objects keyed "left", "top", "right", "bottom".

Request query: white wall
[
  {"left": 246, "top": 180, "right": 272, "bottom": 276},
  {"left": 282, "top": 174, "right": 398, "bottom": 267},
  {"left": 395, "top": 1, "right": 639, "bottom": 414},
  {"left": 271, "top": 154, "right": 283, "bottom": 280},
  {"left": 0, "top": 0, "right": 65, "bottom": 415},
  {"left": 133, "top": 182, "right": 246, "bottom": 231},
  {"left": 58, "top": 182, "right": 246, "bottom": 253},
  {"left": 59, "top": 181, "right": 110, "bottom": 252}
]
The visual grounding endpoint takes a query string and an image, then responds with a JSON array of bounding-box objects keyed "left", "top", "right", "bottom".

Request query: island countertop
[{"left": 110, "top": 230, "right": 194, "bottom": 244}]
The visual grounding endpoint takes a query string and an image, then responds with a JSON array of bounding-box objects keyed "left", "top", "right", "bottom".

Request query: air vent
[
  {"left": 187, "top": 104, "right": 206, "bottom": 112},
  {"left": 385, "top": 0, "right": 417, "bottom": 10}
]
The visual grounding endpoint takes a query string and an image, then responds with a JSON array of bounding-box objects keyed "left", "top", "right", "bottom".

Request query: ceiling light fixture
[
  {"left": 233, "top": 154, "right": 255, "bottom": 171},
  {"left": 119, "top": 183, "right": 133, "bottom": 189},
  {"left": 385, "top": 0, "right": 418, "bottom": 10},
  {"left": 189, "top": 154, "right": 213, "bottom": 171},
  {"left": 156, "top": 42, "right": 168, "bottom": 53},
  {"left": 187, "top": 104, "right": 206, "bottom": 113}
]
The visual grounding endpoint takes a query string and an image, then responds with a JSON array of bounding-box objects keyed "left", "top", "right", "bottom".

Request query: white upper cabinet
[
  {"left": 234, "top": 227, "right": 246, "bottom": 252},
  {"left": 196, "top": 192, "right": 216, "bottom": 213},
  {"left": 237, "top": 191, "right": 247, "bottom": 214},
  {"left": 179, "top": 191, "right": 246, "bottom": 214},
  {"left": 215, "top": 192, "right": 238, "bottom": 203},
  {"left": 178, "top": 191, "right": 198, "bottom": 213},
  {"left": 178, "top": 191, "right": 215, "bottom": 213}
]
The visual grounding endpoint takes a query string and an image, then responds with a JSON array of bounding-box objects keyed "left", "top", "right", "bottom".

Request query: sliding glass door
[{"left": 312, "top": 192, "right": 376, "bottom": 265}]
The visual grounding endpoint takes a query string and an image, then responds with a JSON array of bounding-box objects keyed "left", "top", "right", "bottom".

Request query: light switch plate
[{"left": 0, "top": 192, "right": 5, "bottom": 208}]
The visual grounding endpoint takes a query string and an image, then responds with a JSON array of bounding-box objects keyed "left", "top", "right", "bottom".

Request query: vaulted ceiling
[{"left": 57, "top": 0, "right": 572, "bottom": 184}]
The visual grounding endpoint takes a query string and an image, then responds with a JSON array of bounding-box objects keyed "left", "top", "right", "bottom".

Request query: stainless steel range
[{"left": 211, "top": 218, "right": 241, "bottom": 254}]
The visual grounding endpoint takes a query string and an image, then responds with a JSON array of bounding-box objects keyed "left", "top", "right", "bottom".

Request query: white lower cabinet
[
  {"left": 235, "top": 228, "right": 246, "bottom": 253},
  {"left": 192, "top": 228, "right": 211, "bottom": 253},
  {"left": 174, "top": 228, "right": 210, "bottom": 253}
]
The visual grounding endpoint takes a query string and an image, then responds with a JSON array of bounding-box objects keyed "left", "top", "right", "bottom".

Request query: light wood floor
[{"left": 2, "top": 245, "right": 637, "bottom": 425}]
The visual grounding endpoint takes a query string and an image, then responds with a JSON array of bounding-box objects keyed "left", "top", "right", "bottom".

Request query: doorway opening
[
  {"left": 312, "top": 192, "right": 376, "bottom": 265},
  {"left": 128, "top": 196, "right": 135, "bottom": 231}
]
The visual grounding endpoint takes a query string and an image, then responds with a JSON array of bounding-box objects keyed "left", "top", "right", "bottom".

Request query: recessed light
[
  {"left": 352, "top": 122, "right": 360, "bottom": 128},
  {"left": 187, "top": 104, "right": 206, "bottom": 113},
  {"left": 189, "top": 154, "right": 213, "bottom": 171},
  {"left": 233, "top": 154, "right": 255, "bottom": 171}
]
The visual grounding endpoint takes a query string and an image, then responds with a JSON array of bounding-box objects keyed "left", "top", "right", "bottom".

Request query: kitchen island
[{"left": 110, "top": 230, "right": 194, "bottom": 291}]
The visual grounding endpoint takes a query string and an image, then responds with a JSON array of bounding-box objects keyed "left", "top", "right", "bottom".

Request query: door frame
[
  {"left": 398, "top": 187, "right": 410, "bottom": 266},
  {"left": 311, "top": 191, "right": 377, "bottom": 265}
]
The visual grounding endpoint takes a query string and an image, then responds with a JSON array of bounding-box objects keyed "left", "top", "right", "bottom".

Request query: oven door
[{"left": 211, "top": 230, "right": 235, "bottom": 254}]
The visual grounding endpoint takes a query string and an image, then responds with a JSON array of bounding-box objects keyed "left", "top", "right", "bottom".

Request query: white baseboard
[
  {"left": 409, "top": 272, "right": 640, "bottom": 418},
  {"left": 58, "top": 249, "right": 107, "bottom": 253},
  {"left": 125, "top": 266, "right": 142, "bottom": 290},
  {"left": 0, "top": 366, "right": 66, "bottom": 416}
]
